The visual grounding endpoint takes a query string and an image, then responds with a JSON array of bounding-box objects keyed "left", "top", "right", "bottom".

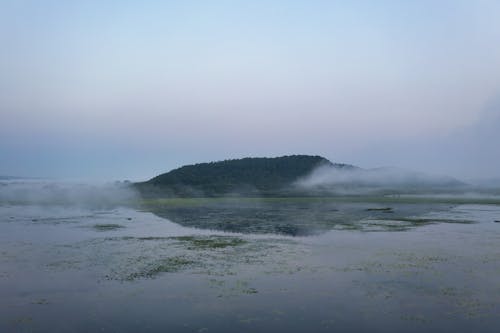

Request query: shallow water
[
  {"left": 1, "top": 201, "right": 500, "bottom": 332},
  {"left": 144, "top": 197, "right": 466, "bottom": 235}
]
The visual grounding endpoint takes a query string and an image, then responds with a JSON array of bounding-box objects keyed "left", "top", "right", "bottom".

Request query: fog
[
  {"left": 293, "top": 164, "right": 471, "bottom": 195},
  {"left": 0, "top": 180, "right": 139, "bottom": 208}
]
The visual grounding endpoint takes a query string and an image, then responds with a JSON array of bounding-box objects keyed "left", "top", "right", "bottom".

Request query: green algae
[
  {"left": 92, "top": 224, "right": 125, "bottom": 231},
  {"left": 385, "top": 217, "right": 474, "bottom": 224},
  {"left": 126, "top": 256, "right": 195, "bottom": 280},
  {"left": 171, "top": 236, "right": 247, "bottom": 250},
  {"left": 366, "top": 207, "right": 393, "bottom": 212}
]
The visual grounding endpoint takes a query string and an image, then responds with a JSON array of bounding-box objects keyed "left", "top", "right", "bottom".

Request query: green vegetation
[
  {"left": 92, "top": 224, "right": 125, "bottom": 231},
  {"left": 171, "top": 236, "right": 247, "bottom": 249},
  {"left": 384, "top": 217, "right": 474, "bottom": 224},
  {"left": 135, "top": 155, "right": 352, "bottom": 197},
  {"left": 131, "top": 155, "right": 500, "bottom": 199},
  {"left": 126, "top": 256, "right": 195, "bottom": 280},
  {"left": 366, "top": 207, "right": 394, "bottom": 212},
  {"left": 359, "top": 216, "right": 474, "bottom": 232},
  {"left": 140, "top": 195, "right": 500, "bottom": 207}
]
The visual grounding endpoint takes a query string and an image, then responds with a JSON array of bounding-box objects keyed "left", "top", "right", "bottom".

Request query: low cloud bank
[
  {"left": 294, "top": 165, "right": 467, "bottom": 195},
  {"left": 0, "top": 180, "right": 139, "bottom": 208}
]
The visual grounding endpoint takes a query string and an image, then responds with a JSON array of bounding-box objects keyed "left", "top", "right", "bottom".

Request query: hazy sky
[{"left": 1, "top": 0, "right": 500, "bottom": 181}]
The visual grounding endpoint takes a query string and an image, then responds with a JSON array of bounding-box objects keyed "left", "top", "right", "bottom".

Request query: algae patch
[
  {"left": 171, "top": 236, "right": 247, "bottom": 250},
  {"left": 385, "top": 217, "right": 474, "bottom": 224},
  {"left": 366, "top": 207, "right": 394, "bottom": 212},
  {"left": 92, "top": 224, "right": 125, "bottom": 231},
  {"left": 359, "top": 216, "right": 475, "bottom": 232},
  {"left": 125, "top": 256, "right": 195, "bottom": 280}
]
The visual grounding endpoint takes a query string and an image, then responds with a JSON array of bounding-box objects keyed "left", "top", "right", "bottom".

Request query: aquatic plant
[
  {"left": 172, "top": 236, "right": 247, "bottom": 250},
  {"left": 92, "top": 224, "right": 125, "bottom": 231},
  {"left": 126, "top": 256, "right": 195, "bottom": 280}
]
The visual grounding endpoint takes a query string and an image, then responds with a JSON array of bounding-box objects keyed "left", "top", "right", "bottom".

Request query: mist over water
[
  {"left": 1, "top": 175, "right": 500, "bottom": 332},
  {"left": 0, "top": 180, "right": 139, "bottom": 208},
  {"left": 292, "top": 164, "right": 499, "bottom": 195}
]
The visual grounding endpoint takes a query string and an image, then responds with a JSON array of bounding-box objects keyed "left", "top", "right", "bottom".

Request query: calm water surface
[{"left": 1, "top": 201, "right": 499, "bottom": 332}]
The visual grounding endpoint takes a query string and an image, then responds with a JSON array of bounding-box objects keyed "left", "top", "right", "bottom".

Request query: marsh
[{"left": 1, "top": 194, "right": 499, "bottom": 332}]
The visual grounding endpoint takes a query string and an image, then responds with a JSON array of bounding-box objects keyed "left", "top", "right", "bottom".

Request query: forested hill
[{"left": 135, "top": 155, "right": 349, "bottom": 197}]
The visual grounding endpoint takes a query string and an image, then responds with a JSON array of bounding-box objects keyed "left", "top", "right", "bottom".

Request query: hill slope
[
  {"left": 135, "top": 155, "right": 351, "bottom": 197},
  {"left": 135, "top": 155, "right": 468, "bottom": 198}
]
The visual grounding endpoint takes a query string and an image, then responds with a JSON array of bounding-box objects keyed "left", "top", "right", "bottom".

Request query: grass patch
[{"left": 140, "top": 196, "right": 500, "bottom": 207}]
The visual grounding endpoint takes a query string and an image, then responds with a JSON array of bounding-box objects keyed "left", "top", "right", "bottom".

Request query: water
[{"left": 1, "top": 200, "right": 500, "bottom": 332}]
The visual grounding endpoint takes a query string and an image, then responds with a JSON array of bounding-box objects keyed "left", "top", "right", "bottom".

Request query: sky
[{"left": 1, "top": 0, "right": 500, "bottom": 181}]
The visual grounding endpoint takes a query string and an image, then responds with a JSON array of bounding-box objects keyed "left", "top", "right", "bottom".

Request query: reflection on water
[
  {"left": 144, "top": 197, "right": 474, "bottom": 235},
  {"left": 1, "top": 201, "right": 500, "bottom": 332}
]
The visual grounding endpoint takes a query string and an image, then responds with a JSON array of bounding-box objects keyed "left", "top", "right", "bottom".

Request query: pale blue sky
[{"left": 1, "top": 0, "right": 500, "bottom": 180}]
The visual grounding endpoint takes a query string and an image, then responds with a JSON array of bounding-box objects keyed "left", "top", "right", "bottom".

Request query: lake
[{"left": 1, "top": 196, "right": 499, "bottom": 332}]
